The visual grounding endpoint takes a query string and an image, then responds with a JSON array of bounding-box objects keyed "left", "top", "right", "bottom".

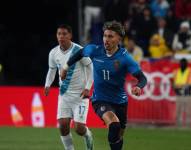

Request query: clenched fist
[{"left": 131, "top": 86, "right": 141, "bottom": 96}]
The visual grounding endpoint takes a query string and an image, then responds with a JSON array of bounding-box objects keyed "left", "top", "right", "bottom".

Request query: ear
[{"left": 118, "top": 35, "right": 122, "bottom": 43}]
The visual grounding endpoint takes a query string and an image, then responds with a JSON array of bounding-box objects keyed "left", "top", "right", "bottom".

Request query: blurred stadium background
[{"left": 1, "top": 0, "right": 191, "bottom": 150}]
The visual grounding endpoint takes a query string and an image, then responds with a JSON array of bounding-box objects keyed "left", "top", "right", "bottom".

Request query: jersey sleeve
[
  {"left": 48, "top": 51, "right": 57, "bottom": 69},
  {"left": 125, "top": 53, "right": 140, "bottom": 74},
  {"left": 80, "top": 57, "right": 92, "bottom": 66},
  {"left": 83, "top": 44, "right": 97, "bottom": 58}
]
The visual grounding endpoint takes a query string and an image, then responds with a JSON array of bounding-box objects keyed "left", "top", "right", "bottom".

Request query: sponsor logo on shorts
[{"left": 100, "top": 106, "right": 106, "bottom": 112}]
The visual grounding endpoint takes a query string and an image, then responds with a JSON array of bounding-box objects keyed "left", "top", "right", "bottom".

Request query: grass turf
[{"left": 0, "top": 127, "right": 191, "bottom": 150}]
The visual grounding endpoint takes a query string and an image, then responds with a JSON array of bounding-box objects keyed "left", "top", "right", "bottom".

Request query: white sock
[
  {"left": 84, "top": 127, "right": 91, "bottom": 138},
  {"left": 60, "top": 133, "right": 74, "bottom": 150}
]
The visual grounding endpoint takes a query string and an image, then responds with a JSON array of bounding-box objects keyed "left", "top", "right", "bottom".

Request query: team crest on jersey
[{"left": 114, "top": 60, "right": 120, "bottom": 70}]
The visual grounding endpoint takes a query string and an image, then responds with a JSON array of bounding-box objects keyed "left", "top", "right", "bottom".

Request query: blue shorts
[{"left": 92, "top": 101, "right": 127, "bottom": 129}]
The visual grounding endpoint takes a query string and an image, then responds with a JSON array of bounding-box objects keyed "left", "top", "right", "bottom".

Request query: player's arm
[
  {"left": 44, "top": 52, "right": 57, "bottom": 96},
  {"left": 125, "top": 52, "right": 147, "bottom": 96},
  {"left": 80, "top": 59, "right": 93, "bottom": 99},
  {"left": 44, "top": 68, "right": 57, "bottom": 96},
  {"left": 61, "top": 44, "right": 95, "bottom": 80},
  {"left": 132, "top": 70, "right": 147, "bottom": 96},
  {"left": 60, "top": 49, "right": 84, "bottom": 80}
]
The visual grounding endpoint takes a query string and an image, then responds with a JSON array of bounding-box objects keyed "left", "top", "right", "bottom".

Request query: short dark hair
[
  {"left": 103, "top": 20, "right": 125, "bottom": 37},
  {"left": 57, "top": 24, "right": 72, "bottom": 34}
]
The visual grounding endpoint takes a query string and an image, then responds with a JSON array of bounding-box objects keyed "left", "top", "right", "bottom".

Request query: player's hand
[
  {"left": 131, "top": 86, "right": 141, "bottom": 96},
  {"left": 80, "top": 89, "right": 90, "bottom": 99},
  {"left": 60, "top": 69, "right": 67, "bottom": 80},
  {"left": 44, "top": 87, "right": 50, "bottom": 96}
]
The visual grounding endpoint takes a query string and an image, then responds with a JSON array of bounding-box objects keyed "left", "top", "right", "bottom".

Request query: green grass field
[{"left": 0, "top": 127, "right": 191, "bottom": 150}]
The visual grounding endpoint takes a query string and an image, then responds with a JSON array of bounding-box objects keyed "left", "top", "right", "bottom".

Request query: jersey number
[
  {"left": 79, "top": 106, "right": 85, "bottom": 115},
  {"left": 102, "top": 70, "right": 110, "bottom": 80}
]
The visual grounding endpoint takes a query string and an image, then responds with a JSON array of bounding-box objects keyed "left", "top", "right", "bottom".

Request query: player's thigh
[
  {"left": 102, "top": 111, "right": 119, "bottom": 126},
  {"left": 57, "top": 94, "right": 73, "bottom": 120},
  {"left": 72, "top": 98, "right": 89, "bottom": 124},
  {"left": 114, "top": 103, "right": 128, "bottom": 129},
  {"left": 92, "top": 102, "right": 119, "bottom": 126}
]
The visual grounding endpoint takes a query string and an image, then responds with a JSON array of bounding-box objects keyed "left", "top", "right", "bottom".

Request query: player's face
[
  {"left": 103, "top": 30, "right": 121, "bottom": 51},
  {"left": 56, "top": 28, "right": 72, "bottom": 47}
]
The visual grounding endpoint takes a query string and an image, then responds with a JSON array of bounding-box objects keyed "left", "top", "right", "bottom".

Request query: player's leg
[
  {"left": 92, "top": 102, "right": 122, "bottom": 150},
  {"left": 57, "top": 95, "right": 74, "bottom": 150},
  {"left": 114, "top": 103, "right": 128, "bottom": 150},
  {"left": 73, "top": 98, "right": 93, "bottom": 150}
]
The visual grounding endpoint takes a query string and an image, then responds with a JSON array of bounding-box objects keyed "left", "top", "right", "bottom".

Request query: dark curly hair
[{"left": 103, "top": 20, "right": 125, "bottom": 37}]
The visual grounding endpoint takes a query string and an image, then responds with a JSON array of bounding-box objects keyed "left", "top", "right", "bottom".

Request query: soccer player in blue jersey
[{"left": 60, "top": 21, "right": 147, "bottom": 150}]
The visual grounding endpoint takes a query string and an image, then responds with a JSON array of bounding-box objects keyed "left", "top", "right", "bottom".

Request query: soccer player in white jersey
[{"left": 44, "top": 24, "right": 93, "bottom": 150}]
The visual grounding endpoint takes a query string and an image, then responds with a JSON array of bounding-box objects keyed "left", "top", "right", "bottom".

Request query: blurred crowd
[
  {"left": 84, "top": 0, "right": 191, "bottom": 63},
  {"left": 1, "top": 0, "right": 191, "bottom": 85}
]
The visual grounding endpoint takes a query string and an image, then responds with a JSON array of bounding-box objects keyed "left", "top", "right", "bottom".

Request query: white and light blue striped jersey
[{"left": 48, "top": 42, "right": 92, "bottom": 95}]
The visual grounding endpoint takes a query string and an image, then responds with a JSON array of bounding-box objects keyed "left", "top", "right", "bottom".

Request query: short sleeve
[
  {"left": 83, "top": 44, "right": 97, "bottom": 58},
  {"left": 125, "top": 54, "right": 140, "bottom": 74}
]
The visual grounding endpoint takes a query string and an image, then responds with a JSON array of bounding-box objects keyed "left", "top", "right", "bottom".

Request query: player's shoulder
[
  {"left": 72, "top": 42, "right": 83, "bottom": 49},
  {"left": 119, "top": 47, "right": 130, "bottom": 57},
  {"left": 119, "top": 47, "right": 136, "bottom": 62},
  {"left": 85, "top": 44, "right": 104, "bottom": 55},
  {"left": 49, "top": 45, "right": 60, "bottom": 55}
]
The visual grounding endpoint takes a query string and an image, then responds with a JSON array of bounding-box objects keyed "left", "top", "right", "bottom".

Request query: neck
[
  {"left": 60, "top": 42, "right": 72, "bottom": 51},
  {"left": 106, "top": 46, "right": 118, "bottom": 55}
]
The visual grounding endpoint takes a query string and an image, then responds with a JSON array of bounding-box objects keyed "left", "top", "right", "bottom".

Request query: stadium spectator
[
  {"left": 128, "top": 0, "right": 149, "bottom": 18},
  {"left": 44, "top": 24, "right": 93, "bottom": 150},
  {"left": 149, "top": 34, "right": 172, "bottom": 59},
  {"left": 133, "top": 7, "right": 157, "bottom": 56},
  {"left": 172, "top": 58, "right": 191, "bottom": 126},
  {"left": 61, "top": 20, "right": 147, "bottom": 150},
  {"left": 165, "top": 6, "right": 180, "bottom": 33},
  {"left": 122, "top": 19, "right": 137, "bottom": 52},
  {"left": 172, "top": 21, "right": 191, "bottom": 54},
  {"left": 125, "top": 38, "right": 143, "bottom": 63},
  {"left": 83, "top": 0, "right": 104, "bottom": 44},
  {"left": 150, "top": 0, "right": 170, "bottom": 18},
  {"left": 152, "top": 17, "right": 174, "bottom": 49}
]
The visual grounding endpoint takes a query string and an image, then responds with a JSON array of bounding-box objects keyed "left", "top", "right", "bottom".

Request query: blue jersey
[{"left": 83, "top": 44, "right": 140, "bottom": 104}]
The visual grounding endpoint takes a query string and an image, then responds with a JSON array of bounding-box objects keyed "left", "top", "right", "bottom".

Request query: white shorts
[{"left": 57, "top": 93, "right": 89, "bottom": 124}]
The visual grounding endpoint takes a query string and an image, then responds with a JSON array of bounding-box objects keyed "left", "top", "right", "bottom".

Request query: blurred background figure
[
  {"left": 128, "top": 0, "right": 149, "bottom": 18},
  {"left": 123, "top": 19, "right": 137, "bottom": 45},
  {"left": 150, "top": 0, "right": 170, "bottom": 18},
  {"left": 172, "top": 58, "right": 191, "bottom": 126},
  {"left": 125, "top": 38, "right": 143, "bottom": 63},
  {"left": 149, "top": 34, "right": 172, "bottom": 59},
  {"left": 165, "top": 6, "right": 180, "bottom": 33},
  {"left": 133, "top": 7, "right": 156, "bottom": 56},
  {"left": 152, "top": 17, "right": 174, "bottom": 49},
  {"left": 172, "top": 21, "right": 191, "bottom": 54},
  {"left": 83, "top": 0, "right": 104, "bottom": 44}
]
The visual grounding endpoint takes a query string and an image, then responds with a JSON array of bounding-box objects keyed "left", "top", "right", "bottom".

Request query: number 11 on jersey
[{"left": 102, "top": 69, "right": 110, "bottom": 80}]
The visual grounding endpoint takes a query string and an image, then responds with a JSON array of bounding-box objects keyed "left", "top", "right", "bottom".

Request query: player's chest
[
  {"left": 93, "top": 56, "right": 124, "bottom": 74},
  {"left": 55, "top": 53, "right": 71, "bottom": 69}
]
